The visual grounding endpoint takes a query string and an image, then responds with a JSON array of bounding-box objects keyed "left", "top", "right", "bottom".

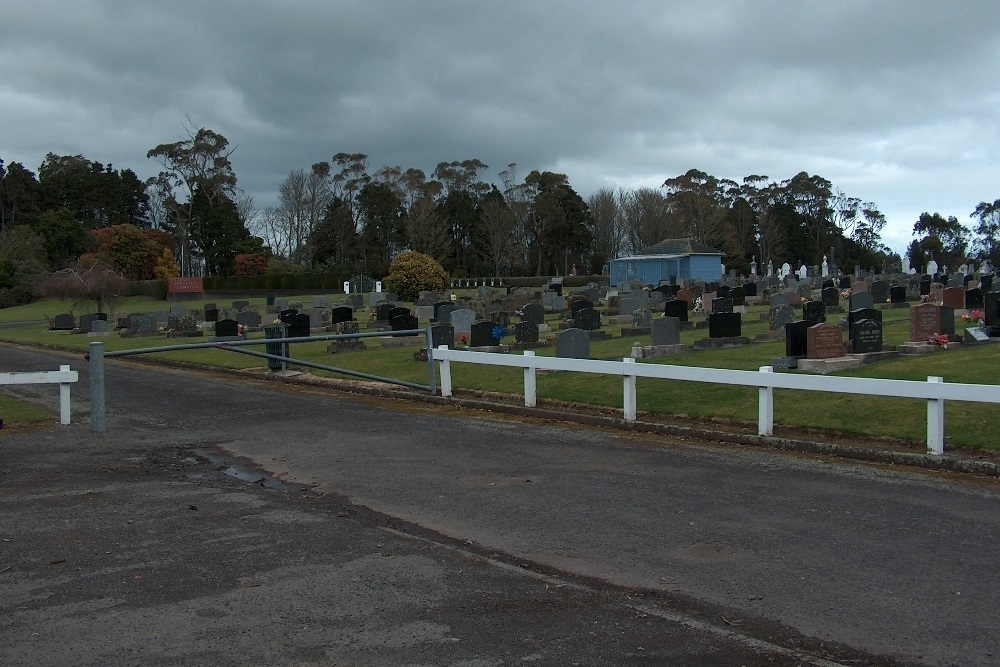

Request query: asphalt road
[{"left": 3, "top": 343, "right": 1000, "bottom": 665}]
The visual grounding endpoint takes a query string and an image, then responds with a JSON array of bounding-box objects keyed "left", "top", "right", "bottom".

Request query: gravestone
[
  {"left": 652, "top": 316, "right": 681, "bottom": 346},
  {"left": 375, "top": 303, "right": 394, "bottom": 323},
  {"left": 821, "top": 287, "right": 840, "bottom": 308},
  {"left": 839, "top": 276, "right": 852, "bottom": 289},
  {"left": 785, "top": 321, "right": 810, "bottom": 357},
  {"left": 930, "top": 283, "right": 945, "bottom": 304},
  {"left": 730, "top": 287, "right": 746, "bottom": 307},
  {"left": 168, "top": 314, "right": 197, "bottom": 333},
  {"left": 743, "top": 281, "right": 758, "bottom": 298},
  {"left": 236, "top": 311, "right": 262, "bottom": 329},
  {"left": 78, "top": 314, "right": 100, "bottom": 333},
  {"left": 965, "top": 287, "right": 985, "bottom": 309},
  {"left": 889, "top": 285, "right": 907, "bottom": 304},
  {"left": 632, "top": 308, "right": 652, "bottom": 329},
  {"left": 281, "top": 313, "right": 309, "bottom": 338},
  {"left": 203, "top": 303, "right": 217, "bottom": 313},
  {"left": 569, "top": 298, "right": 594, "bottom": 319},
  {"left": 330, "top": 306, "right": 354, "bottom": 325},
  {"left": 416, "top": 292, "right": 440, "bottom": 306},
  {"left": 712, "top": 297, "right": 733, "bottom": 314},
  {"left": 675, "top": 289, "right": 694, "bottom": 310},
  {"left": 389, "top": 306, "right": 410, "bottom": 321},
  {"left": 521, "top": 302, "right": 546, "bottom": 325},
  {"left": 90, "top": 320, "right": 110, "bottom": 334},
  {"left": 852, "top": 281, "right": 869, "bottom": 294},
  {"left": 573, "top": 307, "right": 602, "bottom": 331},
  {"left": 513, "top": 321, "right": 539, "bottom": 344},
  {"left": 942, "top": 287, "right": 964, "bottom": 310},
  {"left": 716, "top": 285, "right": 730, "bottom": 299},
  {"left": 214, "top": 319, "right": 240, "bottom": 338},
  {"left": 312, "top": 297, "right": 332, "bottom": 309},
  {"left": 910, "top": 303, "right": 955, "bottom": 340},
  {"left": 232, "top": 300, "right": 250, "bottom": 311},
  {"left": 708, "top": 312, "right": 741, "bottom": 338},
  {"left": 470, "top": 320, "right": 498, "bottom": 347},
  {"left": 850, "top": 319, "right": 883, "bottom": 353},
  {"left": 390, "top": 313, "right": 419, "bottom": 335},
  {"left": 169, "top": 305, "right": 186, "bottom": 316},
  {"left": 769, "top": 293, "right": 790, "bottom": 308},
  {"left": 870, "top": 280, "right": 889, "bottom": 304},
  {"left": 769, "top": 304, "right": 795, "bottom": 332},
  {"left": 848, "top": 292, "right": 875, "bottom": 311},
  {"left": 204, "top": 308, "right": 219, "bottom": 323},
  {"left": 848, "top": 308, "right": 882, "bottom": 328},
  {"left": 802, "top": 300, "right": 826, "bottom": 323},
  {"left": 806, "top": 322, "right": 845, "bottom": 359},
  {"left": 919, "top": 278, "right": 931, "bottom": 296},
  {"left": 981, "top": 275, "right": 994, "bottom": 292},
  {"left": 430, "top": 323, "right": 455, "bottom": 349},
  {"left": 435, "top": 302, "right": 458, "bottom": 324},
  {"left": 663, "top": 299, "right": 688, "bottom": 321},
  {"left": 986, "top": 291, "right": 1000, "bottom": 327},
  {"left": 450, "top": 309, "right": 476, "bottom": 335},
  {"left": 701, "top": 291, "right": 717, "bottom": 314},
  {"left": 556, "top": 328, "right": 590, "bottom": 359},
  {"left": 128, "top": 314, "right": 157, "bottom": 335}
]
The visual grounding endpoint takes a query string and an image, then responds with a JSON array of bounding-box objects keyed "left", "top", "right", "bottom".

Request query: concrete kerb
[{"left": 11, "top": 340, "right": 1000, "bottom": 479}]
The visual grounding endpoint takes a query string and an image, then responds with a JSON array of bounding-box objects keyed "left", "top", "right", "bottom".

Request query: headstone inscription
[
  {"left": 430, "top": 323, "right": 455, "bottom": 349},
  {"left": 806, "top": 323, "right": 844, "bottom": 359},
  {"left": 910, "top": 303, "right": 955, "bottom": 340},
  {"left": 651, "top": 317, "right": 681, "bottom": 346},
  {"left": 450, "top": 309, "right": 476, "bottom": 336},
  {"left": 555, "top": 328, "right": 590, "bottom": 359},
  {"left": 848, "top": 308, "right": 882, "bottom": 328},
  {"left": 850, "top": 319, "right": 883, "bottom": 353}
]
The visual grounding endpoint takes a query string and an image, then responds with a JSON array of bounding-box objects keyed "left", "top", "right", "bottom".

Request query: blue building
[{"left": 608, "top": 238, "right": 724, "bottom": 286}]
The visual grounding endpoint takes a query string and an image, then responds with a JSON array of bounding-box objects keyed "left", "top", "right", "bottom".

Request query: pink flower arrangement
[
  {"left": 928, "top": 333, "right": 949, "bottom": 348},
  {"left": 961, "top": 309, "right": 985, "bottom": 327}
]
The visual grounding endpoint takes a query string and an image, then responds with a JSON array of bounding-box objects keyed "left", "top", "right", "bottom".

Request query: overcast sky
[{"left": 2, "top": 0, "right": 998, "bottom": 256}]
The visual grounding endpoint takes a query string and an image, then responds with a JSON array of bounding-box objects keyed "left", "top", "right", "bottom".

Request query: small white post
[
  {"left": 758, "top": 366, "right": 774, "bottom": 436},
  {"left": 58, "top": 365, "right": 72, "bottom": 425},
  {"left": 927, "top": 376, "right": 945, "bottom": 455},
  {"left": 437, "top": 345, "right": 452, "bottom": 397},
  {"left": 523, "top": 351, "right": 537, "bottom": 407},
  {"left": 623, "top": 357, "right": 637, "bottom": 421}
]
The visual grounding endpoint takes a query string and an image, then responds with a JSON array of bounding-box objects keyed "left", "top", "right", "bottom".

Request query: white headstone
[
  {"left": 798, "top": 264, "right": 808, "bottom": 280},
  {"left": 343, "top": 281, "right": 350, "bottom": 293},
  {"left": 821, "top": 256, "right": 829, "bottom": 277},
  {"left": 926, "top": 260, "right": 939, "bottom": 275},
  {"left": 902, "top": 257, "right": 910, "bottom": 275},
  {"left": 375, "top": 281, "right": 383, "bottom": 292},
  {"left": 780, "top": 262, "right": 791, "bottom": 278}
]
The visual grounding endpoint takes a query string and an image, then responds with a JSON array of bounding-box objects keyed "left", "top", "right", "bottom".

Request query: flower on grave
[
  {"left": 694, "top": 296, "right": 703, "bottom": 311},
  {"left": 840, "top": 289, "right": 852, "bottom": 300},
  {"left": 491, "top": 324, "right": 507, "bottom": 342},
  {"left": 921, "top": 294, "right": 931, "bottom": 303},
  {"left": 928, "top": 333, "right": 949, "bottom": 347},
  {"left": 458, "top": 333, "right": 468, "bottom": 346},
  {"left": 962, "top": 309, "right": 985, "bottom": 327}
]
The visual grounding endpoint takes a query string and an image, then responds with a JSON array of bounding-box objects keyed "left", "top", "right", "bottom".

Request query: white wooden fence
[
  {"left": 433, "top": 347, "right": 1000, "bottom": 455},
  {"left": 0, "top": 365, "right": 78, "bottom": 425}
]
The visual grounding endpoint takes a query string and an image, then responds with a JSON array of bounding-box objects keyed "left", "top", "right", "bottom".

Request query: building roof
[{"left": 633, "top": 238, "right": 724, "bottom": 257}]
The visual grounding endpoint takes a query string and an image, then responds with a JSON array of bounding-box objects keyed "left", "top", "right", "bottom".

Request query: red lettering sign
[{"left": 168, "top": 277, "right": 204, "bottom": 293}]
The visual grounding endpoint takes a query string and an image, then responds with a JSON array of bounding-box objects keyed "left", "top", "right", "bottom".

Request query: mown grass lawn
[
  {"left": 1, "top": 294, "right": 995, "bottom": 449},
  {"left": 0, "top": 391, "right": 55, "bottom": 432}
]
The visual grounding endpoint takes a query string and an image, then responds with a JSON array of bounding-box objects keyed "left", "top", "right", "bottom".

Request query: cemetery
[{"left": 4, "top": 264, "right": 1000, "bottom": 451}]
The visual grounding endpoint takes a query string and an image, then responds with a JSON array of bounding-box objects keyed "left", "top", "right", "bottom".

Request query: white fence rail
[
  {"left": 0, "top": 365, "right": 79, "bottom": 425},
  {"left": 433, "top": 347, "right": 1000, "bottom": 455}
]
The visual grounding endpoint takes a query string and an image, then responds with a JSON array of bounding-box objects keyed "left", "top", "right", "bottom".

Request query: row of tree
[{"left": 3, "top": 123, "right": 1000, "bottom": 310}]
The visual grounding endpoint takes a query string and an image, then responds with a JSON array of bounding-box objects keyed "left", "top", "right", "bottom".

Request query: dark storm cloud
[{"left": 2, "top": 0, "right": 998, "bottom": 252}]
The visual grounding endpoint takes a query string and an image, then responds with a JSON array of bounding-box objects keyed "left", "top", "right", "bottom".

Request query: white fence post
[
  {"left": 927, "top": 376, "right": 945, "bottom": 455},
  {"left": 437, "top": 345, "right": 452, "bottom": 397},
  {"left": 58, "top": 365, "right": 72, "bottom": 425},
  {"left": 758, "top": 366, "right": 774, "bottom": 436},
  {"left": 623, "top": 358, "right": 637, "bottom": 421},
  {"left": 523, "top": 351, "right": 536, "bottom": 407}
]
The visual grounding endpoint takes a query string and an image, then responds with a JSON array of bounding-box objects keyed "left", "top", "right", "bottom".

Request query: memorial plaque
[
  {"left": 850, "top": 319, "right": 882, "bottom": 353},
  {"left": 807, "top": 323, "right": 844, "bottom": 359}
]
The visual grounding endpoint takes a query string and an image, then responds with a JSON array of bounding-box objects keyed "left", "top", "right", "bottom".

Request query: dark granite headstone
[
  {"left": 232, "top": 300, "right": 250, "bottom": 311},
  {"left": 785, "top": 320, "right": 810, "bottom": 357},
  {"left": 743, "top": 281, "right": 758, "bottom": 298},
  {"left": 569, "top": 299, "right": 594, "bottom": 318},
  {"left": 942, "top": 287, "right": 964, "bottom": 310},
  {"left": 769, "top": 293, "right": 790, "bottom": 308},
  {"left": 848, "top": 308, "right": 882, "bottom": 327},
  {"left": 90, "top": 320, "right": 109, "bottom": 334},
  {"left": 331, "top": 306, "right": 354, "bottom": 325},
  {"left": 910, "top": 303, "right": 954, "bottom": 340},
  {"left": 839, "top": 276, "right": 852, "bottom": 289},
  {"left": 632, "top": 308, "right": 652, "bottom": 329},
  {"left": 78, "top": 314, "right": 100, "bottom": 332},
  {"left": 573, "top": 307, "right": 602, "bottom": 331},
  {"left": 430, "top": 323, "right": 455, "bottom": 349},
  {"left": 850, "top": 319, "right": 882, "bottom": 353},
  {"left": 521, "top": 302, "right": 546, "bottom": 325},
  {"left": 986, "top": 291, "right": 1000, "bottom": 327},
  {"left": 555, "top": 328, "right": 590, "bottom": 359},
  {"left": 802, "top": 300, "right": 826, "bottom": 323},
  {"left": 375, "top": 303, "right": 394, "bottom": 322},
  {"left": 965, "top": 288, "right": 984, "bottom": 309},
  {"left": 435, "top": 303, "right": 458, "bottom": 325},
  {"left": 919, "top": 278, "right": 931, "bottom": 296},
  {"left": 286, "top": 313, "right": 310, "bottom": 338},
  {"left": 849, "top": 292, "right": 874, "bottom": 311},
  {"left": 716, "top": 285, "right": 730, "bottom": 299},
  {"left": 981, "top": 275, "right": 994, "bottom": 292},
  {"left": 204, "top": 308, "right": 219, "bottom": 323},
  {"left": 870, "top": 280, "right": 889, "bottom": 304},
  {"left": 730, "top": 287, "right": 745, "bottom": 307},
  {"left": 663, "top": 299, "right": 688, "bottom": 321},
  {"left": 652, "top": 317, "right": 681, "bottom": 346},
  {"left": 769, "top": 304, "right": 795, "bottom": 332},
  {"left": 390, "top": 313, "right": 419, "bottom": 335},
  {"left": 214, "top": 319, "right": 239, "bottom": 338},
  {"left": 513, "top": 321, "right": 539, "bottom": 344},
  {"left": 708, "top": 312, "right": 741, "bottom": 338},
  {"left": 889, "top": 285, "right": 907, "bottom": 304},
  {"left": 821, "top": 287, "right": 840, "bottom": 308},
  {"left": 471, "top": 320, "right": 498, "bottom": 347},
  {"left": 236, "top": 311, "right": 261, "bottom": 328},
  {"left": 389, "top": 306, "right": 411, "bottom": 321},
  {"left": 712, "top": 297, "right": 733, "bottom": 314}
]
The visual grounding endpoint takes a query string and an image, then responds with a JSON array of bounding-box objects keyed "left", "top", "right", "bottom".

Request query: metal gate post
[{"left": 88, "top": 341, "right": 106, "bottom": 433}]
